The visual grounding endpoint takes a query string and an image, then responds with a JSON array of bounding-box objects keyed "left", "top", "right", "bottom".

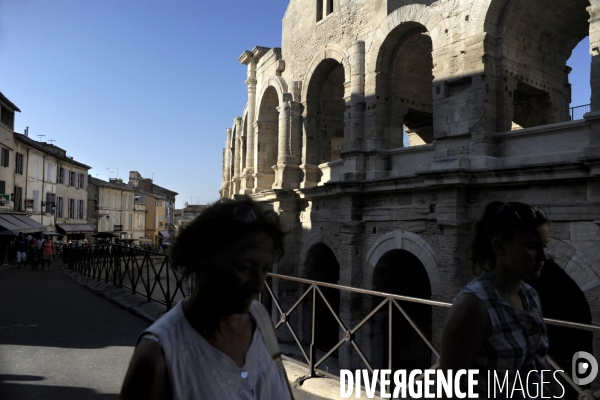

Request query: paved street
[
  {"left": 0, "top": 261, "right": 332, "bottom": 400},
  {"left": 0, "top": 261, "right": 149, "bottom": 399}
]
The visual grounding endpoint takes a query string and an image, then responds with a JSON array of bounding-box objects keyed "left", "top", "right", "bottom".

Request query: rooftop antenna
[
  {"left": 152, "top": 172, "right": 156, "bottom": 181},
  {"left": 107, "top": 168, "right": 114, "bottom": 179},
  {"left": 48, "top": 139, "right": 56, "bottom": 145},
  {"left": 37, "top": 134, "right": 45, "bottom": 142}
]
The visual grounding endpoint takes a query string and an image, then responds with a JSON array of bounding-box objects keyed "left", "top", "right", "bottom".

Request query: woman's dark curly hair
[
  {"left": 170, "top": 196, "right": 285, "bottom": 280},
  {"left": 469, "top": 201, "right": 548, "bottom": 275}
]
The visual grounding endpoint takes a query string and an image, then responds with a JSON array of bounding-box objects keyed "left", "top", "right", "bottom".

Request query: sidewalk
[
  {"left": 62, "top": 268, "right": 383, "bottom": 400},
  {"left": 0, "top": 261, "right": 150, "bottom": 399}
]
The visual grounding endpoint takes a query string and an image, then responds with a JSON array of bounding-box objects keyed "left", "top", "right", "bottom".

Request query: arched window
[{"left": 567, "top": 37, "right": 591, "bottom": 120}]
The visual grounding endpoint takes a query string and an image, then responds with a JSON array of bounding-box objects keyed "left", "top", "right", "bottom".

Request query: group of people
[
  {"left": 118, "top": 197, "right": 562, "bottom": 399},
  {"left": 15, "top": 233, "right": 55, "bottom": 271}
]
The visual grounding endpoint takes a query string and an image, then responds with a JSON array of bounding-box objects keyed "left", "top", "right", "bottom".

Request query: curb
[{"left": 63, "top": 269, "right": 167, "bottom": 323}]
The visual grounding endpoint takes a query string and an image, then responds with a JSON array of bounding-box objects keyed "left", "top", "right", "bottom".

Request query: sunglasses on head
[
  {"left": 495, "top": 202, "right": 547, "bottom": 221},
  {"left": 233, "top": 205, "right": 279, "bottom": 225}
]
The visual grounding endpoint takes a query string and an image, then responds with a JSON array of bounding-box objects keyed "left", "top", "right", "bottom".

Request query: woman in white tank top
[{"left": 120, "top": 197, "right": 293, "bottom": 400}]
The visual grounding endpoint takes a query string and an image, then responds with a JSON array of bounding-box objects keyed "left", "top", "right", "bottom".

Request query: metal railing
[
  {"left": 571, "top": 104, "right": 591, "bottom": 121},
  {"left": 68, "top": 245, "right": 600, "bottom": 399},
  {"left": 264, "top": 273, "right": 600, "bottom": 399},
  {"left": 68, "top": 244, "right": 190, "bottom": 309}
]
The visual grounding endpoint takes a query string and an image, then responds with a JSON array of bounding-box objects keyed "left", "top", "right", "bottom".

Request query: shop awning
[
  {"left": 0, "top": 213, "right": 46, "bottom": 234},
  {"left": 56, "top": 224, "right": 96, "bottom": 234},
  {"left": 158, "top": 231, "right": 170, "bottom": 239}
]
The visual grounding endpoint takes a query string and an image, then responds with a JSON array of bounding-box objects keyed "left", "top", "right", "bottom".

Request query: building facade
[
  {"left": 87, "top": 177, "right": 136, "bottom": 240},
  {"left": 133, "top": 200, "right": 146, "bottom": 243},
  {"left": 0, "top": 92, "right": 20, "bottom": 211},
  {"left": 174, "top": 203, "right": 208, "bottom": 236},
  {"left": 128, "top": 171, "right": 177, "bottom": 245},
  {"left": 220, "top": 0, "right": 599, "bottom": 376},
  {"left": 13, "top": 133, "right": 91, "bottom": 236},
  {"left": 14, "top": 134, "right": 58, "bottom": 229}
]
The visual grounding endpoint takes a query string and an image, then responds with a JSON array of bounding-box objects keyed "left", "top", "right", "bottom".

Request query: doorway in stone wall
[
  {"left": 371, "top": 249, "right": 432, "bottom": 371},
  {"left": 302, "top": 243, "right": 341, "bottom": 355}
]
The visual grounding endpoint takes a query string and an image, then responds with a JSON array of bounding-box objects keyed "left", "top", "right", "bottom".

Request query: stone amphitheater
[{"left": 220, "top": 0, "right": 598, "bottom": 379}]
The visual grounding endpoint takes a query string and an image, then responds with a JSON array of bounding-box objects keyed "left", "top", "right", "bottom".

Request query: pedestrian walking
[
  {"left": 28, "top": 238, "right": 39, "bottom": 271},
  {"left": 15, "top": 232, "right": 27, "bottom": 269},
  {"left": 120, "top": 196, "right": 292, "bottom": 400},
  {"left": 439, "top": 201, "right": 561, "bottom": 398},
  {"left": 40, "top": 235, "right": 54, "bottom": 271}
]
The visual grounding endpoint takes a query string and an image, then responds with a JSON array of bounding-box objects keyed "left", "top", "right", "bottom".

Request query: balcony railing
[
  {"left": 571, "top": 104, "right": 591, "bottom": 121},
  {"left": 68, "top": 245, "right": 600, "bottom": 399}
]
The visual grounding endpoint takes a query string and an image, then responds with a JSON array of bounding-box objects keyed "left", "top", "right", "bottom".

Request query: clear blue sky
[{"left": 0, "top": 1, "right": 591, "bottom": 208}]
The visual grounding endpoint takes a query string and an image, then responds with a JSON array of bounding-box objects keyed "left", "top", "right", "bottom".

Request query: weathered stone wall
[{"left": 221, "top": 0, "right": 600, "bottom": 378}]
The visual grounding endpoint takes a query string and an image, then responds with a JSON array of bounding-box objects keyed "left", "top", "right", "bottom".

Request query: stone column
[
  {"left": 341, "top": 40, "right": 366, "bottom": 182},
  {"left": 234, "top": 117, "right": 244, "bottom": 182},
  {"left": 239, "top": 50, "right": 259, "bottom": 193},
  {"left": 232, "top": 127, "right": 241, "bottom": 195},
  {"left": 289, "top": 101, "right": 303, "bottom": 167},
  {"left": 277, "top": 100, "right": 291, "bottom": 165},
  {"left": 274, "top": 95, "right": 302, "bottom": 190},
  {"left": 270, "top": 197, "right": 302, "bottom": 343},
  {"left": 221, "top": 128, "right": 233, "bottom": 199},
  {"left": 348, "top": 40, "right": 365, "bottom": 151},
  {"left": 300, "top": 100, "right": 321, "bottom": 188},
  {"left": 338, "top": 195, "right": 366, "bottom": 370}
]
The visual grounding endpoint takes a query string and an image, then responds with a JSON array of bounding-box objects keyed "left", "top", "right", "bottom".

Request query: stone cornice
[{"left": 238, "top": 50, "right": 254, "bottom": 65}]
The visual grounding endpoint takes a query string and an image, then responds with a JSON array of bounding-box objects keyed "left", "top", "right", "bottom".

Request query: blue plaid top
[{"left": 456, "top": 274, "right": 550, "bottom": 398}]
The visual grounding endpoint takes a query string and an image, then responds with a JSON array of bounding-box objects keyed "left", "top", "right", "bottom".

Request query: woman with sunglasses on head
[
  {"left": 440, "top": 201, "right": 562, "bottom": 399},
  {"left": 120, "top": 196, "right": 293, "bottom": 400}
]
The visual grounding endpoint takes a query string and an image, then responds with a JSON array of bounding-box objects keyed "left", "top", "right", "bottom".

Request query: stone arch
[
  {"left": 240, "top": 105, "right": 249, "bottom": 134},
  {"left": 547, "top": 237, "right": 600, "bottom": 293},
  {"left": 532, "top": 237, "right": 597, "bottom": 386},
  {"left": 301, "top": 44, "right": 351, "bottom": 102},
  {"left": 298, "top": 230, "right": 342, "bottom": 276},
  {"left": 365, "top": 5, "right": 448, "bottom": 75},
  {"left": 364, "top": 230, "right": 439, "bottom": 371},
  {"left": 298, "top": 232, "right": 343, "bottom": 353},
  {"left": 469, "top": 0, "right": 508, "bottom": 36},
  {"left": 365, "top": 6, "right": 448, "bottom": 150},
  {"left": 365, "top": 230, "right": 440, "bottom": 296},
  {"left": 301, "top": 46, "right": 350, "bottom": 186},
  {"left": 257, "top": 75, "right": 290, "bottom": 109},
  {"left": 473, "top": 0, "right": 590, "bottom": 130},
  {"left": 228, "top": 117, "right": 242, "bottom": 196},
  {"left": 239, "top": 108, "right": 249, "bottom": 175},
  {"left": 255, "top": 81, "right": 286, "bottom": 192}
]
